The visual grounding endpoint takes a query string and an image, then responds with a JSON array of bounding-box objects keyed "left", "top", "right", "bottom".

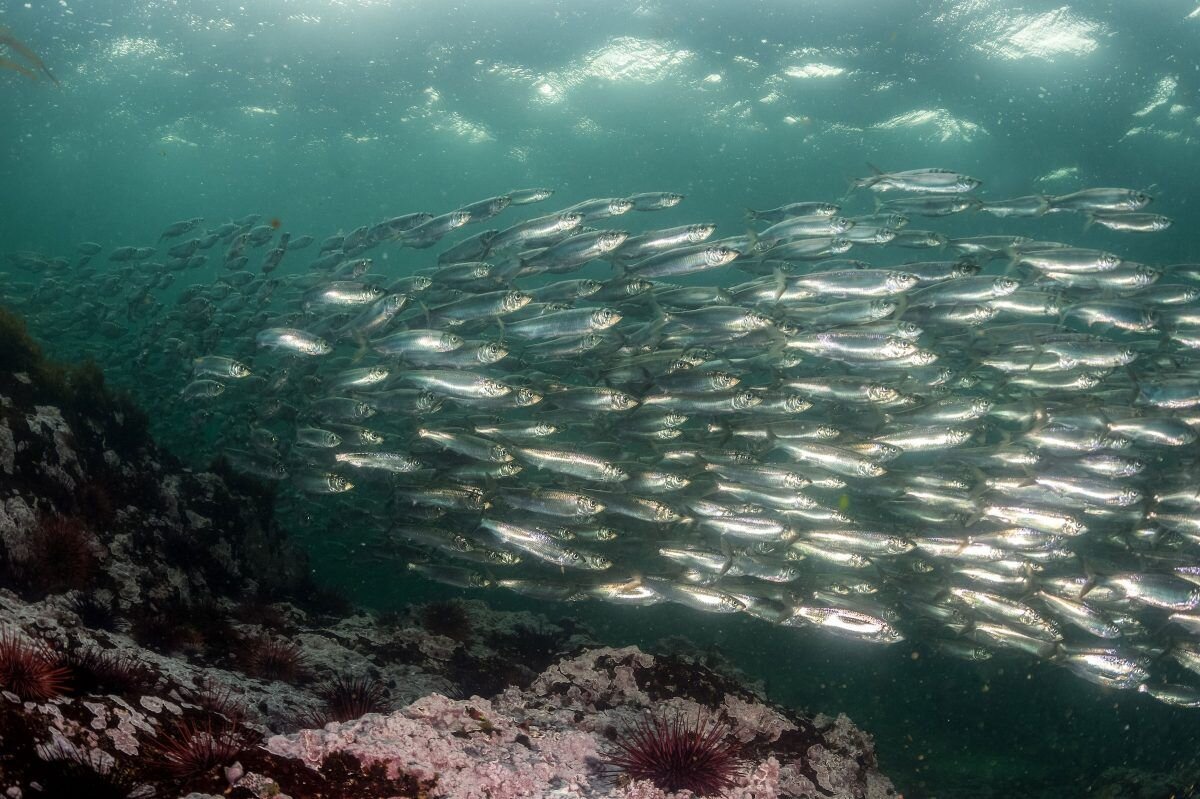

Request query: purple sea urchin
[{"left": 605, "top": 709, "right": 744, "bottom": 796}]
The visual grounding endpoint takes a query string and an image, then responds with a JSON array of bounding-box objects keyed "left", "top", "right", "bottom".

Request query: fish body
[{"left": 856, "top": 167, "right": 981, "bottom": 194}]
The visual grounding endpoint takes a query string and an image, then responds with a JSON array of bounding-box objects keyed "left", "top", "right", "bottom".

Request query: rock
[
  {"left": 0, "top": 307, "right": 898, "bottom": 798},
  {"left": 265, "top": 645, "right": 898, "bottom": 799}
]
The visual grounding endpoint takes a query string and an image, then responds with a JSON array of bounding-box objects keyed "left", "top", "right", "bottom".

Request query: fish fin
[
  {"left": 717, "top": 537, "right": 735, "bottom": 577},
  {"left": 1078, "top": 558, "right": 1098, "bottom": 598},
  {"left": 351, "top": 333, "right": 368, "bottom": 363},
  {"left": 840, "top": 178, "right": 859, "bottom": 203},
  {"left": 645, "top": 283, "right": 664, "bottom": 319},
  {"left": 772, "top": 264, "right": 787, "bottom": 304},
  {"left": 1083, "top": 213, "right": 1095, "bottom": 231},
  {"left": 964, "top": 466, "right": 989, "bottom": 497},
  {"left": 745, "top": 208, "right": 759, "bottom": 222},
  {"left": 1001, "top": 242, "right": 1028, "bottom": 276},
  {"left": 866, "top": 161, "right": 884, "bottom": 176}
]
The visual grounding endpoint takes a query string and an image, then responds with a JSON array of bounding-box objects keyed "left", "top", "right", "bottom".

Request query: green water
[{"left": 3, "top": 1, "right": 1200, "bottom": 796}]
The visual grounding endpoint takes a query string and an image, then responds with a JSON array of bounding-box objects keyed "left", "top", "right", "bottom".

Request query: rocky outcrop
[
  {"left": 0, "top": 592, "right": 590, "bottom": 797},
  {"left": 0, "top": 306, "right": 896, "bottom": 797},
  {"left": 0, "top": 306, "right": 309, "bottom": 623},
  {"left": 0, "top": 591, "right": 895, "bottom": 799},
  {"left": 266, "top": 645, "right": 898, "bottom": 799}
]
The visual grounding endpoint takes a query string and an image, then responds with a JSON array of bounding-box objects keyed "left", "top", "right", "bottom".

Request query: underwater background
[{"left": 3, "top": 1, "right": 1200, "bottom": 796}]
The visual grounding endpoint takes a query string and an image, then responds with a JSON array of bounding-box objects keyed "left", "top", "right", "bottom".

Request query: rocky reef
[
  {"left": 0, "top": 306, "right": 896, "bottom": 798},
  {"left": 1, "top": 589, "right": 896, "bottom": 798}
]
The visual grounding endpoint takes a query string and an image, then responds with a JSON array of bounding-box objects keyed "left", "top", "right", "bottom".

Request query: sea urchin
[
  {"left": 149, "top": 716, "right": 244, "bottom": 778},
  {"left": 605, "top": 709, "right": 744, "bottom": 796},
  {"left": 0, "top": 630, "right": 70, "bottom": 701},
  {"left": 302, "top": 673, "right": 392, "bottom": 727}
]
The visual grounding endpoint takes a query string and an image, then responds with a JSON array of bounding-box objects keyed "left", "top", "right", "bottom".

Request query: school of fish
[{"left": 5, "top": 167, "right": 1200, "bottom": 708}]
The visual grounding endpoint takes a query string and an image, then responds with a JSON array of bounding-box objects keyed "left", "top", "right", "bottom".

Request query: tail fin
[
  {"left": 1083, "top": 212, "right": 1096, "bottom": 231},
  {"left": 746, "top": 225, "right": 760, "bottom": 254},
  {"left": 771, "top": 264, "right": 788, "bottom": 304},
  {"left": 745, "top": 208, "right": 759, "bottom": 223},
  {"left": 1078, "top": 559, "right": 1099, "bottom": 599},
  {"left": 1003, "top": 244, "right": 1023, "bottom": 276}
]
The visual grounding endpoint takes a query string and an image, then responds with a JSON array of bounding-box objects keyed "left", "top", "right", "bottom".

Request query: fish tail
[
  {"left": 1078, "top": 560, "right": 1098, "bottom": 599},
  {"left": 771, "top": 263, "right": 787, "bottom": 304},
  {"left": 840, "top": 178, "right": 861, "bottom": 203},
  {"left": 351, "top": 333, "right": 368, "bottom": 363},
  {"left": 716, "top": 536, "right": 734, "bottom": 577},
  {"left": 1002, "top": 245, "right": 1022, "bottom": 276},
  {"left": 745, "top": 222, "right": 760, "bottom": 251}
]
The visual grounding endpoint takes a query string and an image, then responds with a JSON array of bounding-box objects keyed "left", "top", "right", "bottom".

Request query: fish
[
  {"left": 1084, "top": 212, "right": 1172, "bottom": 233},
  {"left": 979, "top": 196, "right": 1050, "bottom": 218},
  {"left": 1048, "top": 188, "right": 1152, "bottom": 213},
  {"left": 880, "top": 195, "right": 982, "bottom": 216},
  {"left": 507, "top": 188, "right": 555, "bottom": 205},
  {"left": 747, "top": 202, "right": 841, "bottom": 224},
  {"left": 159, "top": 218, "right": 204, "bottom": 241},
  {"left": 6, "top": 176, "right": 1200, "bottom": 711},
  {"left": 627, "top": 192, "right": 685, "bottom": 211},
  {"left": 854, "top": 166, "right": 981, "bottom": 194},
  {"left": 255, "top": 328, "right": 333, "bottom": 356},
  {"left": 192, "top": 355, "right": 251, "bottom": 379}
]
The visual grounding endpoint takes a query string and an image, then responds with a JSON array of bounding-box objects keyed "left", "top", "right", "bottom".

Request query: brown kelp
[{"left": 0, "top": 26, "right": 58, "bottom": 85}]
